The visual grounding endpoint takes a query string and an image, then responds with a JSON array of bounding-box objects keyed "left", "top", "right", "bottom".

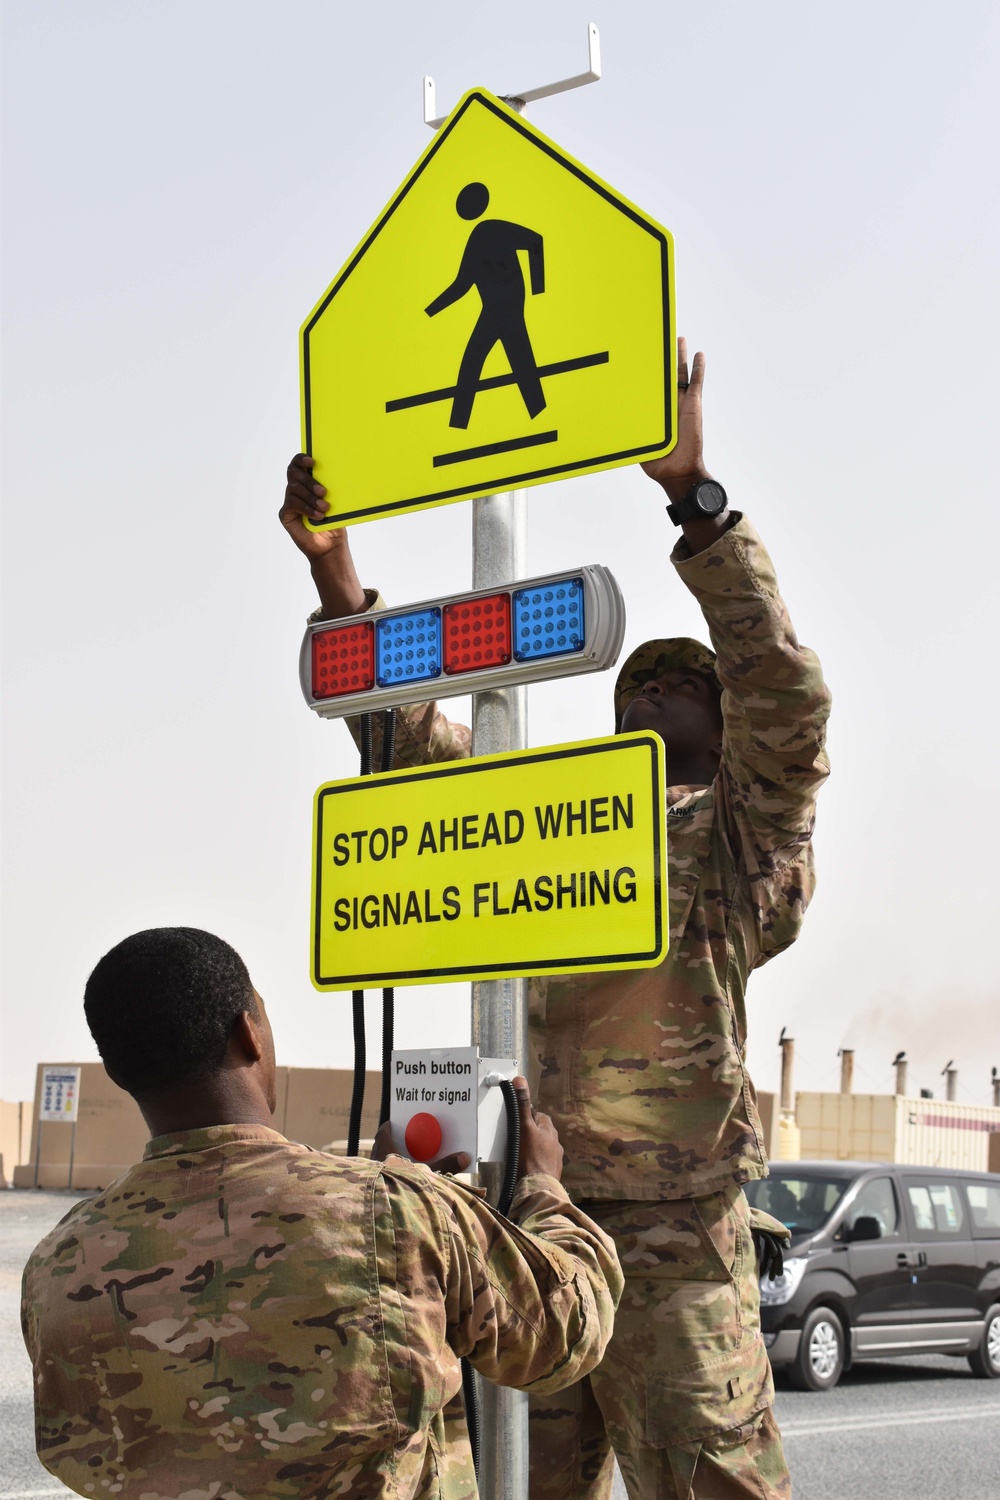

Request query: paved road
[
  {"left": 4, "top": 1191, "right": 999, "bottom": 1499},
  {"left": 1, "top": 1191, "right": 77, "bottom": 1499},
  {"left": 772, "top": 1357, "right": 1000, "bottom": 1499}
]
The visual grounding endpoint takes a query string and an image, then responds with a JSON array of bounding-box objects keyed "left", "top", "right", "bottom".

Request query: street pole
[
  {"left": 423, "top": 32, "right": 603, "bottom": 1500},
  {"left": 471, "top": 488, "right": 529, "bottom": 1500}
]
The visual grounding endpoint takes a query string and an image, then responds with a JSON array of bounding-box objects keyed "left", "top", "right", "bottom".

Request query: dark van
[{"left": 743, "top": 1161, "right": 1000, "bottom": 1390}]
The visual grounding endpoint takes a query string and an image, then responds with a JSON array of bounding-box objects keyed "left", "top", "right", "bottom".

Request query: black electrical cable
[
  {"left": 461, "top": 1359, "right": 481, "bottom": 1476},
  {"left": 378, "top": 711, "right": 397, "bottom": 1129},
  {"left": 497, "top": 1079, "right": 521, "bottom": 1218},
  {"left": 379, "top": 988, "right": 394, "bottom": 1129},
  {"left": 346, "top": 990, "right": 366, "bottom": 1157},
  {"left": 346, "top": 714, "right": 375, "bottom": 1157},
  {"left": 359, "top": 712, "right": 373, "bottom": 776}
]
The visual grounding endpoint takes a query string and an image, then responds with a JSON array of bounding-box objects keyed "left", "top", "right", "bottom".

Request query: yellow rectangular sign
[{"left": 311, "top": 733, "right": 667, "bottom": 988}]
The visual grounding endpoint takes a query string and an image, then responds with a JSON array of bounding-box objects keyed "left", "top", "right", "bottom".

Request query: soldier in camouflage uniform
[
  {"left": 279, "top": 338, "right": 832, "bottom": 1498},
  {"left": 21, "top": 927, "right": 623, "bottom": 1500}
]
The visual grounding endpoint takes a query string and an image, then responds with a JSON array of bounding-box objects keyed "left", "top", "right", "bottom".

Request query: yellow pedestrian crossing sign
[{"left": 301, "top": 87, "right": 676, "bottom": 528}]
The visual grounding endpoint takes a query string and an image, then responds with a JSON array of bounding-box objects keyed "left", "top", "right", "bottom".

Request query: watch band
[{"left": 665, "top": 479, "right": 728, "bottom": 526}]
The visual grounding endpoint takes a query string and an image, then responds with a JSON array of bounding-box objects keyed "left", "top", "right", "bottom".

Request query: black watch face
[{"left": 695, "top": 481, "right": 727, "bottom": 516}]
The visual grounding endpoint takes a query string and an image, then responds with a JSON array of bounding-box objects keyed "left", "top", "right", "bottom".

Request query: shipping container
[{"left": 794, "top": 1091, "right": 1000, "bottom": 1171}]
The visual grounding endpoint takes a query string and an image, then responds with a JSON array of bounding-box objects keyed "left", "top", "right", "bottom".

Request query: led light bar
[{"left": 301, "top": 565, "right": 626, "bottom": 719}]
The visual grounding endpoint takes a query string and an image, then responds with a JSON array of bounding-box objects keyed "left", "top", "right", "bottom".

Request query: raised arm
[
  {"left": 672, "top": 522, "right": 831, "bottom": 877},
  {"left": 641, "top": 338, "right": 731, "bottom": 557},
  {"left": 279, "top": 453, "right": 367, "bottom": 618},
  {"left": 644, "top": 342, "right": 831, "bottom": 954}
]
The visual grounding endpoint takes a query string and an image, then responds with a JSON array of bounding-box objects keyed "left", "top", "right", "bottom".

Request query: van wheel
[
  {"left": 789, "top": 1306, "right": 846, "bottom": 1391},
  {"left": 968, "top": 1308, "right": 1000, "bottom": 1378}
]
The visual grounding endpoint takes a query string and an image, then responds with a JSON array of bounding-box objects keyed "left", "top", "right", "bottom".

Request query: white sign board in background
[{"left": 40, "top": 1066, "right": 81, "bottom": 1123}]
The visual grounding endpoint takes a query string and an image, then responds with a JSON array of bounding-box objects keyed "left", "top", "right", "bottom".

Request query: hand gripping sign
[{"left": 311, "top": 732, "right": 667, "bottom": 989}]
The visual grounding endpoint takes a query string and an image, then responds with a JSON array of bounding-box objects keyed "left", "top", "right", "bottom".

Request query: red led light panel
[
  {"left": 442, "top": 593, "right": 512, "bottom": 675},
  {"left": 311, "top": 621, "right": 375, "bottom": 699}
]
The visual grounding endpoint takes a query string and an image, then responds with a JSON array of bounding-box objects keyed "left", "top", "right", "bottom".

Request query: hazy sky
[{"left": 3, "top": 0, "right": 998, "bottom": 1109}]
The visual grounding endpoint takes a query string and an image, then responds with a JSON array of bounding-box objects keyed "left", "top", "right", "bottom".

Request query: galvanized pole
[
  {"left": 424, "top": 45, "right": 601, "bottom": 1500},
  {"left": 471, "top": 487, "right": 529, "bottom": 1500}
]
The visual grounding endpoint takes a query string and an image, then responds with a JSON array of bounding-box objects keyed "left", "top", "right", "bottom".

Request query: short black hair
[{"left": 84, "top": 927, "right": 258, "bottom": 1098}]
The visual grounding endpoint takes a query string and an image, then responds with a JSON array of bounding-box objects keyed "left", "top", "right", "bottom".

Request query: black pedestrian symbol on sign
[
  {"left": 385, "top": 181, "right": 610, "bottom": 469},
  {"left": 425, "top": 182, "right": 547, "bottom": 430}
]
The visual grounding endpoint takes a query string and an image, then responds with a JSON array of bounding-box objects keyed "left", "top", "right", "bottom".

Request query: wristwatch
[{"left": 666, "top": 479, "right": 728, "bottom": 526}]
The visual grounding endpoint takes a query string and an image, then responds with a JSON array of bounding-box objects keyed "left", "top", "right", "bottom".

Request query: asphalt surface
[
  {"left": 772, "top": 1356, "right": 1000, "bottom": 1498},
  {"left": 3, "top": 1190, "right": 999, "bottom": 1500}
]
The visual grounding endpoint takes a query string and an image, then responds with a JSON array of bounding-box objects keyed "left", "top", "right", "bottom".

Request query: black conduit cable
[
  {"left": 378, "top": 710, "right": 397, "bottom": 1129},
  {"left": 347, "top": 991, "right": 367, "bottom": 1157},
  {"left": 463, "top": 1077, "right": 522, "bottom": 1473},
  {"left": 497, "top": 1079, "right": 522, "bottom": 1218},
  {"left": 359, "top": 712, "right": 373, "bottom": 777},
  {"left": 346, "top": 715, "right": 375, "bottom": 1157},
  {"left": 461, "top": 1360, "right": 481, "bottom": 1477},
  {"left": 379, "top": 988, "right": 395, "bottom": 1130}
]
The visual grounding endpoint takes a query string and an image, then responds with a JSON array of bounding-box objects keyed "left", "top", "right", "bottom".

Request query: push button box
[{"left": 389, "top": 1046, "right": 516, "bottom": 1167}]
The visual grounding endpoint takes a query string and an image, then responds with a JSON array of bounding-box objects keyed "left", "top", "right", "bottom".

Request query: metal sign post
[
  {"left": 470, "top": 490, "right": 529, "bottom": 1059},
  {"left": 302, "top": 33, "right": 610, "bottom": 1500},
  {"left": 33, "top": 1066, "right": 82, "bottom": 1189},
  {"left": 456, "top": 39, "right": 602, "bottom": 1500},
  {"left": 461, "top": 105, "right": 550, "bottom": 1500},
  {"left": 470, "top": 487, "right": 530, "bottom": 1500}
]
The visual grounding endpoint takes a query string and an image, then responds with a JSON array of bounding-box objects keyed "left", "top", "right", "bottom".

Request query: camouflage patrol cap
[{"left": 614, "top": 638, "right": 720, "bottom": 730}]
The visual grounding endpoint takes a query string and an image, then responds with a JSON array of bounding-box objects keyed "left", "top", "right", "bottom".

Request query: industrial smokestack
[
  {"left": 893, "top": 1051, "right": 907, "bottom": 1096},
  {"left": 839, "top": 1048, "right": 854, "bottom": 1095},
  {"left": 942, "top": 1061, "right": 957, "bottom": 1102},
  {"left": 779, "top": 1028, "right": 795, "bottom": 1114}
]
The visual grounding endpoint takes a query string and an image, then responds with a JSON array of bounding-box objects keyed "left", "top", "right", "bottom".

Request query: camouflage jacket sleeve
[
  {"left": 387, "top": 1161, "right": 622, "bottom": 1393},
  {"left": 672, "top": 514, "right": 832, "bottom": 957},
  {"left": 310, "top": 591, "right": 471, "bottom": 769}
]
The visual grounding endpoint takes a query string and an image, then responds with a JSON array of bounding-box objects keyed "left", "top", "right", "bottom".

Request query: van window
[
  {"left": 965, "top": 1182, "right": 1000, "bottom": 1231},
  {"left": 847, "top": 1176, "right": 899, "bottom": 1236},
  {"left": 906, "top": 1182, "right": 965, "bottom": 1235},
  {"left": 744, "top": 1174, "right": 849, "bottom": 1234}
]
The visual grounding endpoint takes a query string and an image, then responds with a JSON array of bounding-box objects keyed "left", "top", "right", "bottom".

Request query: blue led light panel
[
  {"left": 513, "top": 578, "right": 585, "bottom": 660},
  {"left": 376, "top": 608, "right": 442, "bottom": 686}
]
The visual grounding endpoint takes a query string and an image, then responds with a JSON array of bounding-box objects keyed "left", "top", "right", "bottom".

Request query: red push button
[{"left": 404, "top": 1112, "right": 443, "bottom": 1163}]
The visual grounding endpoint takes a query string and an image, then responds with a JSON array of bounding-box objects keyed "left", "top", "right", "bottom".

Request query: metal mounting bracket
[{"left": 423, "top": 21, "right": 601, "bottom": 129}]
